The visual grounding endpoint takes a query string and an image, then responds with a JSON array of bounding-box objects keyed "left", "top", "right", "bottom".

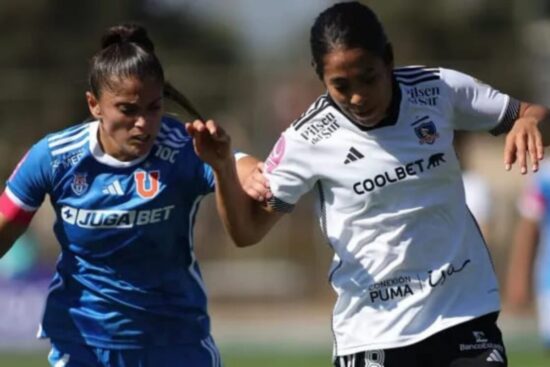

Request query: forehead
[
  {"left": 100, "top": 76, "right": 163, "bottom": 102},
  {"left": 322, "top": 47, "right": 384, "bottom": 79}
]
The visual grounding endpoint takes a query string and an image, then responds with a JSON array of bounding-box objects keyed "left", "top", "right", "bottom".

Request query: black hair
[
  {"left": 88, "top": 24, "right": 204, "bottom": 120},
  {"left": 310, "top": 1, "right": 393, "bottom": 79},
  {"left": 89, "top": 24, "right": 164, "bottom": 97}
]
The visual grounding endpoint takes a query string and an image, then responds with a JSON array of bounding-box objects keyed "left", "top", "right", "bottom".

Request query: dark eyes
[
  {"left": 118, "top": 103, "right": 161, "bottom": 115},
  {"left": 331, "top": 75, "right": 378, "bottom": 94},
  {"left": 333, "top": 84, "right": 350, "bottom": 93},
  {"left": 360, "top": 75, "right": 377, "bottom": 84},
  {"left": 118, "top": 104, "right": 138, "bottom": 115}
]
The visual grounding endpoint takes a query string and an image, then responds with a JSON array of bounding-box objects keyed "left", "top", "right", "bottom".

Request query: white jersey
[{"left": 264, "top": 67, "right": 518, "bottom": 355}]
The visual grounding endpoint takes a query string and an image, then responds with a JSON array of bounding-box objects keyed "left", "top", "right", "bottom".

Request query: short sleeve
[
  {"left": 263, "top": 132, "right": 317, "bottom": 211},
  {"left": 442, "top": 68, "right": 518, "bottom": 133},
  {"left": 5, "top": 138, "right": 52, "bottom": 209},
  {"left": 198, "top": 162, "right": 215, "bottom": 195}
]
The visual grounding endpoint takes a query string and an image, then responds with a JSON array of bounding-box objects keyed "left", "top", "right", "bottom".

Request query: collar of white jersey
[{"left": 88, "top": 120, "right": 149, "bottom": 168}]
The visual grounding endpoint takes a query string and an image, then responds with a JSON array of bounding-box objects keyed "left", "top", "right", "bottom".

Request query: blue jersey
[
  {"left": 518, "top": 162, "right": 550, "bottom": 293},
  {"left": 5, "top": 117, "right": 215, "bottom": 348}
]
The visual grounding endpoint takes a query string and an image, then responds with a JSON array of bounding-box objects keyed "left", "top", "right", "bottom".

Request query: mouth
[
  {"left": 129, "top": 134, "right": 151, "bottom": 145},
  {"left": 350, "top": 108, "right": 379, "bottom": 124}
]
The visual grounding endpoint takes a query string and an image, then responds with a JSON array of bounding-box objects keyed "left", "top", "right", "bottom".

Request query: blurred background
[{"left": 1, "top": 0, "right": 549, "bottom": 365}]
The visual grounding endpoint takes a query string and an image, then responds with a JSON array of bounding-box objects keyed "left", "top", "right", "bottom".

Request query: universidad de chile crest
[
  {"left": 71, "top": 173, "right": 88, "bottom": 196},
  {"left": 412, "top": 115, "right": 439, "bottom": 145}
]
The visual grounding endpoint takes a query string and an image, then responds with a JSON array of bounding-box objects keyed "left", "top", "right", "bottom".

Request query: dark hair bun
[{"left": 101, "top": 24, "right": 155, "bottom": 53}]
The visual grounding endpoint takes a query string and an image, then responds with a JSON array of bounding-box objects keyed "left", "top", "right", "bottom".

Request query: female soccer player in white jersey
[
  {"left": 186, "top": 2, "right": 550, "bottom": 367},
  {"left": 0, "top": 24, "right": 260, "bottom": 367}
]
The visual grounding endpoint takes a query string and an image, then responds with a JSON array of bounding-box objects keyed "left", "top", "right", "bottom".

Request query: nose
[
  {"left": 134, "top": 116, "right": 147, "bottom": 128},
  {"left": 350, "top": 92, "right": 366, "bottom": 106}
]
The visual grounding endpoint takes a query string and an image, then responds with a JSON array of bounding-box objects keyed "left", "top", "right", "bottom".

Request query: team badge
[
  {"left": 412, "top": 116, "right": 439, "bottom": 145},
  {"left": 134, "top": 170, "right": 160, "bottom": 199},
  {"left": 266, "top": 135, "right": 286, "bottom": 173},
  {"left": 70, "top": 173, "right": 89, "bottom": 196}
]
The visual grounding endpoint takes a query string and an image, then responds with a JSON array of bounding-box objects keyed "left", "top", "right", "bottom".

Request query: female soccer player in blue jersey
[
  {"left": 187, "top": 2, "right": 550, "bottom": 366},
  {"left": 0, "top": 24, "right": 259, "bottom": 367},
  {"left": 506, "top": 165, "right": 550, "bottom": 351}
]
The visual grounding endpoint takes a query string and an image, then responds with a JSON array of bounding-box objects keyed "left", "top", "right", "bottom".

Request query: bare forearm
[
  {"left": 521, "top": 103, "right": 550, "bottom": 145},
  {"left": 213, "top": 159, "right": 277, "bottom": 246},
  {"left": 505, "top": 218, "right": 539, "bottom": 305}
]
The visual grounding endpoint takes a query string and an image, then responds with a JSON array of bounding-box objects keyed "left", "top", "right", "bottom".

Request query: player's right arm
[
  {"left": 0, "top": 140, "right": 51, "bottom": 257},
  {"left": 505, "top": 215, "right": 539, "bottom": 310},
  {"left": 505, "top": 177, "right": 544, "bottom": 310}
]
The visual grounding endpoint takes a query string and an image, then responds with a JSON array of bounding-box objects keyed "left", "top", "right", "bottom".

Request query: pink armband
[{"left": 0, "top": 190, "right": 35, "bottom": 225}]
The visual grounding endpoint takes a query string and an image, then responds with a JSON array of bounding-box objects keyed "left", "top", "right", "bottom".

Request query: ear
[
  {"left": 86, "top": 91, "right": 102, "bottom": 119},
  {"left": 311, "top": 60, "right": 323, "bottom": 81}
]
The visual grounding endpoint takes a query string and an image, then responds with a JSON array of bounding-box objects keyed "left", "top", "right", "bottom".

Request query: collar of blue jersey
[{"left": 327, "top": 76, "right": 402, "bottom": 131}]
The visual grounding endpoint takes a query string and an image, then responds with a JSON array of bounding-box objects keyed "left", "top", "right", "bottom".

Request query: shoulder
[
  {"left": 156, "top": 115, "right": 192, "bottom": 149},
  {"left": 285, "top": 94, "right": 341, "bottom": 144},
  {"left": 289, "top": 93, "right": 332, "bottom": 132},
  {"left": 39, "top": 120, "right": 93, "bottom": 158},
  {"left": 159, "top": 115, "right": 191, "bottom": 139},
  {"left": 154, "top": 115, "right": 202, "bottom": 169},
  {"left": 394, "top": 65, "right": 480, "bottom": 90},
  {"left": 394, "top": 65, "right": 442, "bottom": 86}
]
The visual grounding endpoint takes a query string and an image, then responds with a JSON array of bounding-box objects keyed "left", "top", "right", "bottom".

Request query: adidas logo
[
  {"left": 344, "top": 147, "right": 364, "bottom": 164},
  {"left": 103, "top": 180, "right": 124, "bottom": 196},
  {"left": 486, "top": 349, "right": 505, "bottom": 363}
]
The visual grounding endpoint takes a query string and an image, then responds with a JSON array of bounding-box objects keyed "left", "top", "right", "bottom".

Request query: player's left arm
[
  {"left": 503, "top": 102, "right": 550, "bottom": 174},
  {"left": 187, "top": 119, "right": 280, "bottom": 246},
  {"left": 443, "top": 68, "right": 550, "bottom": 174}
]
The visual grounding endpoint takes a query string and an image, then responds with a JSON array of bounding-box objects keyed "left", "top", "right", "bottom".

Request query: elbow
[
  {"left": 234, "top": 240, "right": 256, "bottom": 248},
  {"left": 229, "top": 227, "right": 266, "bottom": 248},
  {"left": 232, "top": 232, "right": 262, "bottom": 248}
]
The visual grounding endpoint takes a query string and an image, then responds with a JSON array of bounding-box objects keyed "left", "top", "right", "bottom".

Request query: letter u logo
[{"left": 134, "top": 170, "right": 160, "bottom": 199}]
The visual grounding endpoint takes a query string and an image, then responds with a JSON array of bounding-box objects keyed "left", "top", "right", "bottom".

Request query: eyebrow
[
  {"left": 329, "top": 70, "right": 377, "bottom": 83},
  {"left": 115, "top": 97, "right": 163, "bottom": 106}
]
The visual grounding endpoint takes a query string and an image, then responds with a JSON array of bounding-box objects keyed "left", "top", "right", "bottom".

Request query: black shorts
[{"left": 334, "top": 312, "right": 507, "bottom": 367}]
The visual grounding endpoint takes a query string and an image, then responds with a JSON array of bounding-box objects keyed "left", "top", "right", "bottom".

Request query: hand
[
  {"left": 504, "top": 116, "right": 544, "bottom": 174},
  {"left": 242, "top": 162, "right": 272, "bottom": 202},
  {"left": 185, "top": 119, "right": 232, "bottom": 171}
]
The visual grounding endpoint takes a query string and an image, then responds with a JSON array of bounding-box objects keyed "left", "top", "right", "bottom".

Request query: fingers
[
  {"left": 503, "top": 134, "right": 517, "bottom": 171},
  {"left": 243, "top": 184, "right": 272, "bottom": 202},
  {"left": 527, "top": 130, "right": 539, "bottom": 172},
  {"left": 516, "top": 133, "right": 527, "bottom": 175},
  {"left": 242, "top": 165, "right": 272, "bottom": 202},
  {"left": 185, "top": 119, "right": 206, "bottom": 137},
  {"left": 504, "top": 118, "right": 545, "bottom": 174}
]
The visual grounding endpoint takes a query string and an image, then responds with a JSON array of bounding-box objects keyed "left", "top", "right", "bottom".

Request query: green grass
[{"left": 0, "top": 349, "right": 547, "bottom": 366}]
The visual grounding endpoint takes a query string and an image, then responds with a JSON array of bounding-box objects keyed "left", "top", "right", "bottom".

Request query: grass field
[{"left": 0, "top": 348, "right": 547, "bottom": 366}]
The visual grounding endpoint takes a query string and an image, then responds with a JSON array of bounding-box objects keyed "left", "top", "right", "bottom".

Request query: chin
[
  {"left": 353, "top": 116, "right": 382, "bottom": 127},
  {"left": 357, "top": 119, "right": 380, "bottom": 127},
  {"left": 127, "top": 145, "right": 152, "bottom": 160}
]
